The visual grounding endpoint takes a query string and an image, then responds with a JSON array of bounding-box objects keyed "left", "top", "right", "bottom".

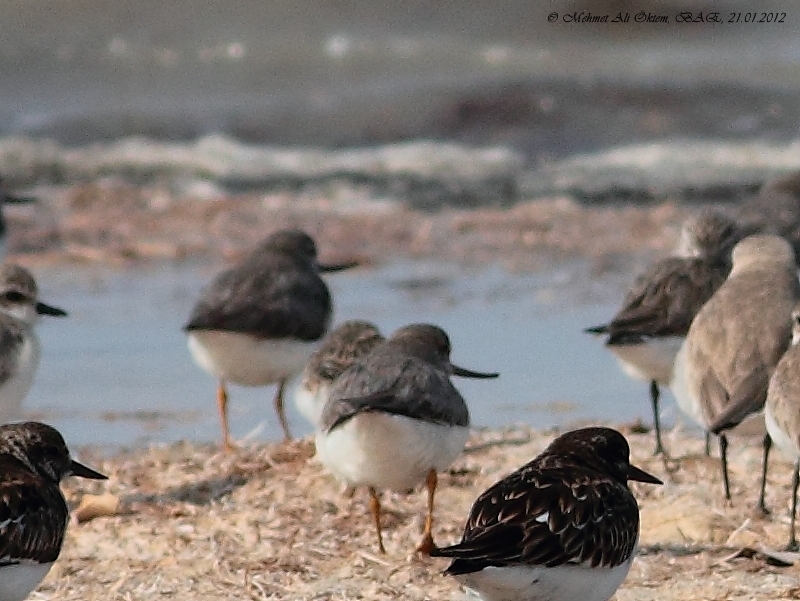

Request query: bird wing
[
  {"left": 320, "top": 354, "right": 469, "bottom": 432},
  {"left": 184, "top": 256, "right": 331, "bottom": 340},
  {"left": 585, "top": 258, "right": 727, "bottom": 344},
  {"left": 0, "top": 456, "right": 67, "bottom": 565},
  {"left": 431, "top": 463, "right": 638, "bottom": 573}
]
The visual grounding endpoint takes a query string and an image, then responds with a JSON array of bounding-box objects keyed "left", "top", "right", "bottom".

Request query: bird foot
[{"left": 415, "top": 534, "right": 436, "bottom": 557}]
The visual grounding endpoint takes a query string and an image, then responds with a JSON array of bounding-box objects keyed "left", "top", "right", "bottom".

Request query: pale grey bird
[{"left": 671, "top": 234, "right": 800, "bottom": 514}]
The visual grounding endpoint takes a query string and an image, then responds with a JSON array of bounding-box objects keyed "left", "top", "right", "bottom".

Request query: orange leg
[
  {"left": 416, "top": 469, "right": 437, "bottom": 555},
  {"left": 369, "top": 487, "right": 386, "bottom": 554},
  {"left": 217, "top": 380, "right": 235, "bottom": 452},
  {"left": 273, "top": 379, "right": 292, "bottom": 442}
]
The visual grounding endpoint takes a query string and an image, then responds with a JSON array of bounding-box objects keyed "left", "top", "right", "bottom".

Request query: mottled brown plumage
[
  {"left": 305, "top": 321, "right": 385, "bottom": 391},
  {"left": 0, "top": 422, "right": 106, "bottom": 567},
  {"left": 432, "top": 427, "right": 661, "bottom": 576}
]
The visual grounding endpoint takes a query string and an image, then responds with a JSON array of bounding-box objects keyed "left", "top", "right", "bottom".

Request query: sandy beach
[{"left": 50, "top": 425, "right": 800, "bottom": 600}]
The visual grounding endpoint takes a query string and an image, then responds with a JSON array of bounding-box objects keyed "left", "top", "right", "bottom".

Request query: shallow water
[{"left": 24, "top": 261, "right": 662, "bottom": 449}]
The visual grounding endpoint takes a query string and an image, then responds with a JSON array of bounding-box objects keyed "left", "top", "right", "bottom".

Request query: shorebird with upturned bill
[
  {"left": 431, "top": 427, "right": 662, "bottom": 601},
  {"left": 184, "top": 229, "right": 357, "bottom": 450},
  {"left": 764, "top": 303, "right": 800, "bottom": 550},
  {"left": 315, "top": 323, "right": 498, "bottom": 555},
  {"left": 294, "top": 320, "right": 384, "bottom": 428},
  {"left": 0, "top": 421, "right": 107, "bottom": 601},
  {"left": 586, "top": 209, "right": 745, "bottom": 455},
  {"left": 671, "top": 234, "right": 800, "bottom": 513},
  {"left": 0, "top": 264, "right": 67, "bottom": 424}
]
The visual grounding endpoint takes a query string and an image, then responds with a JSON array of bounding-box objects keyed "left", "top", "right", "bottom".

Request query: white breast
[
  {"left": 608, "top": 336, "right": 684, "bottom": 385},
  {"left": 669, "top": 342, "right": 705, "bottom": 428},
  {"left": 0, "top": 329, "right": 41, "bottom": 424},
  {"left": 454, "top": 556, "right": 634, "bottom": 601},
  {"left": 315, "top": 413, "right": 469, "bottom": 491},
  {"left": 0, "top": 561, "right": 53, "bottom": 601},
  {"left": 186, "top": 331, "right": 319, "bottom": 386},
  {"left": 765, "top": 403, "right": 800, "bottom": 461},
  {"left": 293, "top": 380, "right": 329, "bottom": 428}
]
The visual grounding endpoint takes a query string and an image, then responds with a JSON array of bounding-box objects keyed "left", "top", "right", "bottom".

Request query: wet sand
[
  {"left": 55, "top": 426, "right": 800, "bottom": 600},
  {"left": 7, "top": 181, "right": 694, "bottom": 274}
]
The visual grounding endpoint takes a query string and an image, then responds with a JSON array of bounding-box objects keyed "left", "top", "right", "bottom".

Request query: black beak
[
  {"left": 36, "top": 302, "right": 67, "bottom": 317},
  {"left": 450, "top": 363, "right": 500, "bottom": 379},
  {"left": 319, "top": 261, "right": 359, "bottom": 273},
  {"left": 628, "top": 463, "right": 663, "bottom": 485},
  {"left": 70, "top": 460, "right": 108, "bottom": 480}
]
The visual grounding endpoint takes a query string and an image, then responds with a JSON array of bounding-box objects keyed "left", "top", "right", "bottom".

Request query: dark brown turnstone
[
  {"left": 431, "top": 427, "right": 662, "bottom": 601},
  {"left": 293, "top": 320, "right": 384, "bottom": 428},
  {"left": 764, "top": 302, "right": 800, "bottom": 550},
  {"left": 315, "top": 323, "right": 498, "bottom": 555},
  {"left": 0, "top": 421, "right": 106, "bottom": 601},
  {"left": 586, "top": 209, "right": 745, "bottom": 456},
  {"left": 0, "top": 265, "right": 67, "bottom": 424},
  {"left": 671, "top": 235, "right": 799, "bottom": 513},
  {"left": 183, "top": 229, "right": 357, "bottom": 450}
]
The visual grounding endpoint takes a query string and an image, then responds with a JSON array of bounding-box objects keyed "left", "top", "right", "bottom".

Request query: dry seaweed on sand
[{"left": 52, "top": 426, "right": 800, "bottom": 600}]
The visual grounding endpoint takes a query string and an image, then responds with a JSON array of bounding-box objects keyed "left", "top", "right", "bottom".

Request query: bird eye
[{"left": 3, "top": 291, "right": 25, "bottom": 303}]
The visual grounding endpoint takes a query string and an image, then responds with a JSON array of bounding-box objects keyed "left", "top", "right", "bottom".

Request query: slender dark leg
[
  {"left": 416, "top": 469, "right": 438, "bottom": 555},
  {"left": 650, "top": 380, "right": 666, "bottom": 456},
  {"left": 369, "top": 487, "right": 386, "bottom": 554},
  {"left": 705, "top": 432, "right": 712, "bottom": 457},
  {"left": 720, "top": 434, "right": 731, "bottom": 500},
  {"left": 273, "top": 379, "right": 292, "bottom": 441},
  {"left": 757, "top": 434, "right": 772, "bottom": 516},
  {"left": 789, "top": 461, "right": 800, "bottom": 552},
  {"left": 217, "top": 380, "right": 234, "bottom": 452}
]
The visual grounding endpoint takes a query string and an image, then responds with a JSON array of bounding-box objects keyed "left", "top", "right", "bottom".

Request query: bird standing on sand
[
  {"left": 294, "top": 320, "right": 384, "bottom": 428},
  {"left": 184, "top": 229, "right": 357, "bottom": 450},
  {"left": 586, "top": 210, "right": 745, "bottom": 455},
  {"left": 0, "top": 421, "right": 107, "bottom": 601},
  {"left": 764, "top": 303, "right": 800, "bottom": 550},
  {"left": 0, "top": 264, "right": 67, "bottom": 424},
  {"left": 315, "top": 323, "right": 498, "bottom": 555},
  {"left": 431, "top": 427, "right": 662, "bottom": 601},
  {"left": 671, "top": 235, "right": 799, "bottom": 513}
]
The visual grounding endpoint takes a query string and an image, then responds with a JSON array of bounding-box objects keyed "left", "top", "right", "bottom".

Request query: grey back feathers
[
  {"left": 319, "top": 324, "right": 471, "bottom": 432},
  {"left": 184, "top": 230, "right": 333, "bottom": 341}
]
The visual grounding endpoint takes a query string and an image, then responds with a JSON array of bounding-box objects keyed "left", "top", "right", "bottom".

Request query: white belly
[
  {"left": 315, "top": 413, "right": 469, "bottom": 491},
  {"left": 0, "top": 331, "right": 40, "bottom": 424},
  {"left": 765, "top": 403, "right": 800, "bottom": 461},
  {"left": 293, "top": 379, "right": 329, "bottom": 428},
  {"left": 669, "top": 342, "right": 705, "bottom": 428},
  {"left": 186, "top": 331, "right": 319, "bottom": 386},
  {"left": 455, "top": 557, "right": 633, "bottom": 601},
  {"left": 670, "top": 343, "right": 767, "bottom": 436},
  {"left": 608, "top": 336, "right": 683, "bottom": 385},
  {"left": 0, "top": 561, "right": 53, "bottom": 601}
]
